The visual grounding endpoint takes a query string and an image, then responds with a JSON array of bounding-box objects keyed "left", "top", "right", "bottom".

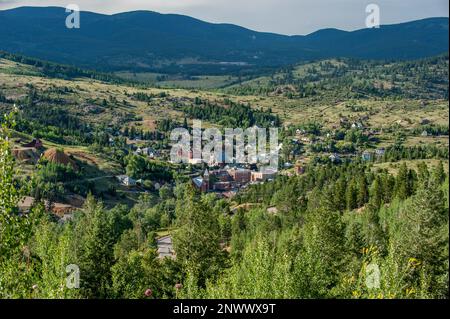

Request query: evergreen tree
[
  {"left": 346, "top": 179, "right": 358, "bottom": 210},
  {"left": 369, "top": 176, "right": 383, "bottom": 210},
  {"left": 357, "top": 174, "right": 368, "bottom": 208},
  {"left": 173, "top": 186, "right": 226, "bottom": 287},
  {"left": 76, "top": 196, "right": 115, "bottom": 298},
  {"left": 394, "top": 163, "right": 413, "bottom": 200},
  {"left": 394, "top": 184, "right": 448, "bottom": 298},
  {"left": 333, "top": 177, "right": 347, "bottom": 211},
  {"left": 432, "top": 161, "right": 446, "bottom": 186},
  {"left": 299, "top": 208, "right": 348, "bottom": 298}
]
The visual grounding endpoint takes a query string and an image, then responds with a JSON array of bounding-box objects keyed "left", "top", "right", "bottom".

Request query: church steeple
[{"left": 202, "top": 169, "right": 210, "bottom": 192}]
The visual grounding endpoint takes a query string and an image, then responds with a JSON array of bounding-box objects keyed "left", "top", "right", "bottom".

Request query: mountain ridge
[{"left": 0, "top": 6, "right": 448, "bottom": 74}]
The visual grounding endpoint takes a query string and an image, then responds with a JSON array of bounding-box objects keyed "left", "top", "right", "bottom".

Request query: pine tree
[
  {"left": 369, "top": 176, "right": 383, "bottom": 210},
  {"left": 394, "top": 163, "right": 410, "bottom": 200},
  {"left": 333, "top": 177, "right": 347, "bottom": 211},
  {"left": 394, "top": 184, "right": 448, "bottom": 298},
  {"left": 357, "top": 174, "right": 368, "bottom": 208},
  {"left": 346, "top": 179, "right": 358, "bottom": 210},
  {"left": 76, "top": 195, "right": 115, "bottom": 298},
  {"left": 173, "top": 185, "right": 225, "bottom": 287},
  {"left": 416, "top": 162, "right": 430, "bottom": 188},
  {"left": 300, "top": 208, "right": 348, "bottom": 298},
  {"left": 432, "top": 161, "right": 446, "bottom": 186}
]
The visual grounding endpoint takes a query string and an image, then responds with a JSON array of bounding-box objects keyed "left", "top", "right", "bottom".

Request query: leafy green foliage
[{"left": 0, "top": 111, "right": 43, "bottom": 298}]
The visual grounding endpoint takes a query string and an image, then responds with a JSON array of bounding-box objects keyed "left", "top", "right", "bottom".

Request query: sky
[{"left": 0, "top": 0, "right": 448, "bottom": 35}]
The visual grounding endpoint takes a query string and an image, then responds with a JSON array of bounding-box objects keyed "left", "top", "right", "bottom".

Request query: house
[
  {"left": 362, "top": 150, "right": 372, "bottom": 161},
  {"left": 375, "top": 148, "right": 385, "bottom": 157},
  {"left": 139, "top": 147, "right": 159, "bottom": 158},
  {"left": 18, "top": 196, "right": 76, "bottom": 220},
  {"left": 116, "top": 175, "right": 136, "bottom": 187},
  {"left": 329, "top": 153, "right": 341, "bottom": 163},
  {"left": 147, "top": 149, "right": 159, "bottom": 159},
  {"left": 251, "top": 168, "right": 277, "bottom": 182},
  {"left": 351, "top": 122, "right": 363, "bottom": 129},
  {"left": 135, "top": 147, "right": 156, "bottom": 156},
  {"left": 22, "top": 138, "right": 43, "bottom": 149},
  {"left": 123, "top": 176, "right": 136, "bottom": 187},
  {"left": 134, "top": 147, "right": 143, "bottom": 156}
]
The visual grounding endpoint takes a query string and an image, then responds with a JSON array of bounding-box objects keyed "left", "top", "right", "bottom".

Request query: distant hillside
[
  {"left": 227, "top": 55, "right": 449, "bottom": 100},
  {"left": 0, "top": 7, "right": 448, "bottom": 75}
]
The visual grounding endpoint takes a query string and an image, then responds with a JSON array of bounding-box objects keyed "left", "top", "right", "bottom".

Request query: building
[
  {"left": 18, "top": 196, "right": 76, "bottom": 220},
  {"left": 22, "top": 138, "right": 43, "bottom": 149},
  {"left": 135, "top": 147, "right": 159, "bottom": 158},
  {"left": 116, "top": 175, "right": 136, "bottom": 187},
  {"left": 251, "top": 168, "right": 277, "bottom": 182},
  {"left": 362, "top": 150, "right": 372, "bottom": 161},
  {"left": 213, "top": 169, "right": 233, "bottom": 182},
  {"left": 213, "top": 182, "right": 234, "bottom": 191},
  {"left": 375, "top": 148, "right": 385, "bottom": 158},
  {"left": 351, "top": 122, "right": 364, "bottom": 129},
  {"left": 194, "top": 167, "right": 277, "bottom": 192},
  {"left": 192, "top": 169, "right": 210, "bottom": 192},
  {"left": 134, "top": 147, "right": 143, "bottom": 156},
  {"left": 227, "top": 168, "right": 251, "bottom": 184},
  {"left": 329, "top": 153, "right": 341, "bottom": 163}
]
